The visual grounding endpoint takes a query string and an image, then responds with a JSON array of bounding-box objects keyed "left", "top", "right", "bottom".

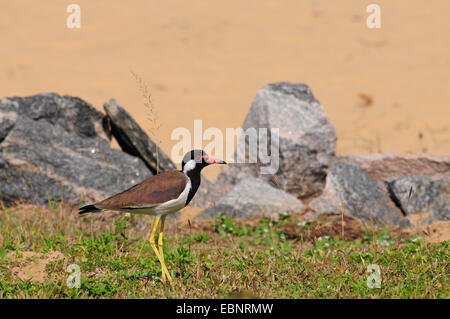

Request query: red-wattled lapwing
[{"left": 78, "top": 149, "right": 226, "bottom": 284}]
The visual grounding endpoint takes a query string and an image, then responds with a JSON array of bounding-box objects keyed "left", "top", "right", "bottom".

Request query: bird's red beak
[{"left": 201, "top": 155, "right": 226, "bottom": 164}]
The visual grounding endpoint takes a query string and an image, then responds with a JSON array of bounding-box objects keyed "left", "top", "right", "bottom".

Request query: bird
[{"left": 78, "top": 149, "right": 226, "bottom": 284}]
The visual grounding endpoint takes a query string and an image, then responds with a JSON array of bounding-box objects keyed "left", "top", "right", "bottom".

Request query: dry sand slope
[{"left": 1, "top": 0, "right": 449, "bottom": 179}]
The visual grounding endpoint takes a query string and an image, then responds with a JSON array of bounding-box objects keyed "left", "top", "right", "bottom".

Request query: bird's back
[{"left": 95, "top": 171, "right": 189, "bottom": 211}]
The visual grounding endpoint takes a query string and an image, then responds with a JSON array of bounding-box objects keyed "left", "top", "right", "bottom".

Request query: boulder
[
  {"left": 309, "top": 162, "right": 409, "bottom": 227},
  {"left": 0, "top": 94, "right": 150, "bottom": 206},
  {"left": 239, "top": 82, "right": 337, "bottom": 199},
  {"left": 196, "top": 82, "right": 338, "bottom": 208},
  {"left": 338, "top": 153, "right": 450, "bottom": 181},
  {"left": 196, "top": 177, "right": 305, "bottom": 219},
  {"left": 103, "top": 98, "right": 176, "bottom": 174},
  {"left": 387, "top": 176, "right": 449, "bottom": 226}
]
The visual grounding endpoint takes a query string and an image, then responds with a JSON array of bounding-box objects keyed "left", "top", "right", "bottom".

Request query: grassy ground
[{"left": 0, "top": 203, "right": 448, "bottom": 298}]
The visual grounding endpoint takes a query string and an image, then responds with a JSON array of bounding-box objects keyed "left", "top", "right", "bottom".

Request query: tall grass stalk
[{"left": 131, "top": 70, "right": 162, "bottom": 174}]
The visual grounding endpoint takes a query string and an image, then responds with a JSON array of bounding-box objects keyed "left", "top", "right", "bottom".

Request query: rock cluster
[
  {"left": 193, "top": 83, "right": 448, "bottom": 228},
  {"left": 1, "top": 84, "right": 448, "bottom": 228}
]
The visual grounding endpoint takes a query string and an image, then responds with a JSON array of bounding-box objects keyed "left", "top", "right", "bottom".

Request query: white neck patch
[{"left": 183, "top": 159, "right": 197, "bottom": 173}]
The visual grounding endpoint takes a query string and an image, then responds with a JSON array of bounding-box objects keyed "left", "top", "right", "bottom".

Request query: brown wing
[{"left": 95, "top": 171, "right": 188, "bottom": 210}]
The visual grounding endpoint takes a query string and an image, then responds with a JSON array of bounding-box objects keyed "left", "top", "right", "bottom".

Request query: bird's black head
[{"left": 181, "top": 149, "right": 226, "bottom": 174}]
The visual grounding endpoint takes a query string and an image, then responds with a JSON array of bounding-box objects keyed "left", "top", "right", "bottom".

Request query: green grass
[{"left": 0, "top": 203, "right": 448, "bottom": 298}]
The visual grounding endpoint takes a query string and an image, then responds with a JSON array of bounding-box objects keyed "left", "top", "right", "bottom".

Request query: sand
[{"left": 1, "top": 0, "right": 449, "bottom": 179}]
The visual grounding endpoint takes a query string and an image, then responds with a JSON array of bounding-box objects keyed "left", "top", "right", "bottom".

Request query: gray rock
[
  {"left": 0, "top": 94, "right": 150, "bottom": 206},
  {"left": 387, "top": 176, "right": 449, "bottom": 226},
  {"left": 309, "top": 162, "right": 409, "bottom": 227},
  {"left": 196, "top": 177, "right": 305, "bottom": 219},
  {"left": 103, "top": 98, "right": 176, "bottom": 174},
  {"left": 227, "top": 82, "right": 337, "bottom": 199},
  {"left": 240, "top": 82, "right": 336, "bottom": 198},
  {"left": 195, "top": 82, "right": 337, "bottom": 209},
  {"left": 338, "top": 152, "right": 450, "bottom": 181},
  {"left": 0, "top": 108, "right": 17, "bottom": 142}
]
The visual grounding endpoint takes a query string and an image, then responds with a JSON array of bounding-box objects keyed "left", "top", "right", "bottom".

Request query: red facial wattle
[
  {"left": 201, "top": 155, "right": 216, "bottom": 164},
  {"left": 201, "top": 155, "right": 226, "bottom": 165}
]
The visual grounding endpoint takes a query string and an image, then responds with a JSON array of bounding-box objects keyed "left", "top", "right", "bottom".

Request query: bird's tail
[{"left": 78, "top": 204, "right": 102, "bottom": 215}]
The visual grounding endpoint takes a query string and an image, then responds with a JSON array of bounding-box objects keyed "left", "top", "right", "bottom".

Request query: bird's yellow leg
[
  {"left": 149, "top": 217, "right": 165, "bottom": 280},
  {"left": 149, "top": 217, "right": 162, "bottom": 257},
  {"left": 158, "top": 216, "right": 173, "bottom": 284},
  {"left": 149, "top": 216, "right": 171, "bottom": 284}
]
